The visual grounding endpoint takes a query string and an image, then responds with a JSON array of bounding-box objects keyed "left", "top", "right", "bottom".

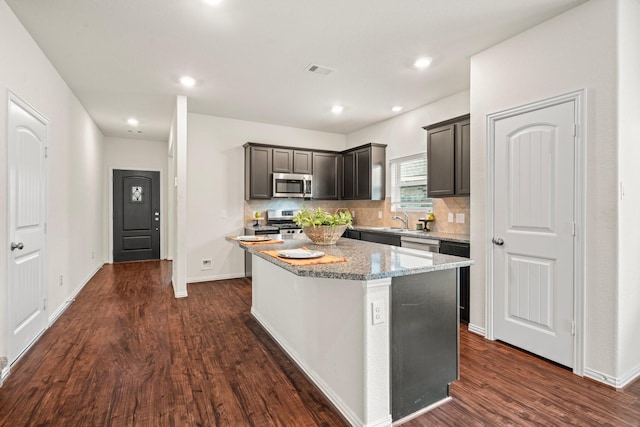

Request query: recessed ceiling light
[
  {"left": 414, "top": 57, "right": 433, "bottom": 69},
  {"left": 331, "top": 105, "right": 344, "bottom": 114},
  {"left": 204, "top": 0, "right": 222, "bottom": 5},
  {"left": 127, "top": 118, "right": 139, "bottom": 126},
  {"left": 391, "top": 106, "right": 403, "bottom": 113},
  {"left": 180, "top": 76, "right": 196, "bottom": 88}
]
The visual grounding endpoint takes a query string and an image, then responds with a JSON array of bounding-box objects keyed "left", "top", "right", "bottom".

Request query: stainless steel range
[
  {"left": 266, "top": 209, "right": 304, "bottom": 235},
  {"left": 243, "top": 209, "right": 303, "bottom": 278}
]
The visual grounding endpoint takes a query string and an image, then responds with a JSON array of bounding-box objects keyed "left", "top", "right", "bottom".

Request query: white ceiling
[{"left": 6, "top": 0, "right": 586, "bottom": 141}]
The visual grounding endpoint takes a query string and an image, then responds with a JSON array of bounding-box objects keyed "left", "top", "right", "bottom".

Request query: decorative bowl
[{"left": 302, "top": 225, "right": 348, "bottom": 245}]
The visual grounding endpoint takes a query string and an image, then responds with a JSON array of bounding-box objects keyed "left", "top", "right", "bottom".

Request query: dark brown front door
[{"left": 113, "top": 169, "right": 160, "bottom": 262}]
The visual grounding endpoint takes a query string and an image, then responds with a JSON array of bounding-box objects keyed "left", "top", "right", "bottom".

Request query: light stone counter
[{"left": 227, "top": 234, "right": 473, "bottom": 280}]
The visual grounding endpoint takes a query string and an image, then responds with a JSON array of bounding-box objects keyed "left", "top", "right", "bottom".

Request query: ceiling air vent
[{"left": 305, "top": 63, "right": 335, "bottom": 76}]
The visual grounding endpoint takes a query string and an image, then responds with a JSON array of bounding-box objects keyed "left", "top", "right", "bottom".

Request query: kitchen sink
[{"left": 362, "top": 226, "right": 415, "bottom": 233}]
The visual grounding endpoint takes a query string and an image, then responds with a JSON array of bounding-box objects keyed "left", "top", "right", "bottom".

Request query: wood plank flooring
[{"left": 0, "top": 260, "right": 638, "bottom": 426}]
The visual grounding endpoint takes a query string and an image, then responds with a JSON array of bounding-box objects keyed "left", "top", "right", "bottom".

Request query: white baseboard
[
  {"left": 392, "top": 397, "right": 451, "bottom": 426},
  {"left": 584, "top": 364, "right": 640, "bottom": 389},
  {"left": 1, "top": 366, "right": 10, "bottom": 387},
  {"left": 48, "top": 264, "right": 103, "bottom": 326},
  {"left": 187, "top": 272, "right": 245, "bottom": 284},
  {"left": 467, "top": 323, "right": 486, "bottom": 337},
  {"left": 173, "top": 288, "right": 188, "bottom": 298}
]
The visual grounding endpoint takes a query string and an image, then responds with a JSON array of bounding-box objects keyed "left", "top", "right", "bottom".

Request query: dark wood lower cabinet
[
  {"left": 440, "top": 241, "right": 470, "bottom": 323},
  {"left": 349, "top": 230, "right": 401, "bottom": 246}
]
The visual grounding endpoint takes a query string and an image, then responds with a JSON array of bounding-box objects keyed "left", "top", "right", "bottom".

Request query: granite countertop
[
  {"left": 227, "top": 234, "right": 473, "bottom": 281},
  {"left": 352, "top": 226, "right": 470, "bottom": 244}
]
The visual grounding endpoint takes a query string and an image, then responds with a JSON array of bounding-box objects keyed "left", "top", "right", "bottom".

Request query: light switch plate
[
  {"left": 448, "top": 213, "right": 454, "bottom": 223},
  {"left": 378, "top": 211, "right": 382, "bottom": 219},
  {"left": 456, "top": 213, "right": 465, "bottom": 223}
]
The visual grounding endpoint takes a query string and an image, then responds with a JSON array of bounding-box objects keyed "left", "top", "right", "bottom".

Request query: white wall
[
  {"left": 186, "top": 113, "right": 345, "bottom": 283},
  {"left": 0, "top": 1, "right": 104, "bottom": 360},
  {"left": 616, "top": 0, "right": 640, "bottom": 383},
  {"left": 173, "top": 96, "right": 188, "bottom": 297},
  {"left": 346, "top": 90, "right": 469, "bottom": 194},
  {"left": 470, "top": 0, "right": 620, "bottom": 381},
  {"left": 103, "top": 137, "right": 169, "bottom": 261}
]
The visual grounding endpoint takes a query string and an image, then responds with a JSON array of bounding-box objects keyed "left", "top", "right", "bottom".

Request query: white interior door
[
  {"left": 492, "top": 100, "right": 575, "bottom": 368},
  {"left": 7, "top": 94, "right": 48, "bottom": 364}
]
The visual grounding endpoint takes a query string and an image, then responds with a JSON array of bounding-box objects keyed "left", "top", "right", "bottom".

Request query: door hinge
[
  {"left": 44, "top": 146, "right": 48, "bottom": 158},
  {"left": 43, "top": 298, "right": 47, "bottom": 311},
  {"left": 571, "top": 222, "right": 576, "bottom": 236},
  {"left": 571, "top": 321, "right": 576, "bottom": 336},
  {"left": 573, "top": 123, "right": 577, "bottom": 137},
  {"left": 44, "top": 222, "right": 47, "bottom": 234}
]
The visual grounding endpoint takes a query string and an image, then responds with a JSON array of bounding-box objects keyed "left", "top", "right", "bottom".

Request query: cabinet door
[
  {"left": 359, "top": 231, "right": 401, "bottom": 246},
  {"left": 355, "top": 148, "right": 371, "bottom": 199},
  {"left": 427, "top": 124, "right": 455, "bottom": 197},
  {"left": 439, "top": 241, "right": 470, "bottom": 323},
  {"left": 344, "top": 229, "right": 361, "bottom": 240},
  {"left": 272, "top": 148, "right": 293, "bottom": 173},
  {"left": 293, "top": 150, "right": 312, "bottom": 174},
  {"left": 341, "top": 152, "right": 355, "bottom": 199},
  {"left": 459, "top": 266, "right": 470, "bottom": 323},
  {"left": 312, "top": 153, "right": 339, "bottom": 199},
  {"left": 246, "top": 146, "right": 272, "bottom": 199},
  {"left": 455, "top": 119, "right": 471, "bottom": 195}
]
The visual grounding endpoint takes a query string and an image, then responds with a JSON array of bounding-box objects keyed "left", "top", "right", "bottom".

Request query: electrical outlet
[
  {"left": 91, "top": 251, "right": 95, "bottom": 260},
  {"left": 59, "top": 275, "right": 63, "bottom": 287},
  {"left": 220, "top": 209, "right": 227, "bottom": 219},
  {"left": 372, "top": 300, "right": 385, "bottom": 325},
  {"left": 351, "top": 210, "right": 356, "bottom": 218},
  {"left": 448, "top": 213, "right": 454, "bottom": 223},
  {"left": 456, "top": 213, "right": 465, "bottom": 224},
  {"left": 378, "top": 211, "right": 382, "bottom": 219},
  {"left": 201, "top": 259, "right": 212, "bottom": 270}
]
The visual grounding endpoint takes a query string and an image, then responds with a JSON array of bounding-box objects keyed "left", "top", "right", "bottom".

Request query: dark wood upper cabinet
[
  {"left": 272, "top": 149, "right": 312, "bottom": 174},
  {"left": 292, "top": 150, "right": 312, "bottom": 174},
  {"left": 341, "top": 151, "right": 355, "bottom": 199},
  {"left": 424, "top": 114, "right": 470, "bottom": 198},
  {"left": 244, "top": 145, "right": 272, "bottom": 200},
  {"left": 455, "top": 118, "right": 471, "bottom": 196},
  {"left": 342, "top": 144, "right": 386, "bottom": 200},
  {"left": 312, "top": 152, "right": 340, "bottom": 200},
  {"left": 272, "top": 148, "right": 293, "bottom": 173},
  {"left": 244, "top": 142, "right": 385, "bottom": 200}
]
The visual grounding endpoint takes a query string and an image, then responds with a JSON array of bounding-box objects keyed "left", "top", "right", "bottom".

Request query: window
[{"left": 390, "top": 154, "right": 432, "bottom": 212}]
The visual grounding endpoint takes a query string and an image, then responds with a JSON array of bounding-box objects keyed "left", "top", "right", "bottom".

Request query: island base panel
[{"left": 391, "top": 269, "right": 459, "bottom": 420}]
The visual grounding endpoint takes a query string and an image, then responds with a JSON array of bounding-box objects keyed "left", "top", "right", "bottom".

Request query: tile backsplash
[{"left": 245, "top": 196, "right": 470, "bottom": 235}]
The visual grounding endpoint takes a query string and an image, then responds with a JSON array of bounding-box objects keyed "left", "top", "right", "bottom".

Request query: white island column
[{"left": 251, "top": 255, "right": 392, "bottom": 427}]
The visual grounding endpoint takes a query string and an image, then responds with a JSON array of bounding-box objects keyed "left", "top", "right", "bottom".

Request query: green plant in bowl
[
  {"left": 294, "top": 208, "right": 353, "bottom": 245},
  {"left": 293, "top": 207, "right": 353, "bottom": 228}
]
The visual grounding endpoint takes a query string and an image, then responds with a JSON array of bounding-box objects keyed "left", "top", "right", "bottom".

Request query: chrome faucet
[{"left": 392, "top": 211, "right": 409, "bottom": 229}]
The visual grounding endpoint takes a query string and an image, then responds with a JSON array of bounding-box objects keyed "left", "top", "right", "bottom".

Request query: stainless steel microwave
[{"left": 272, "top": 173, "right": 313, "bottom": 198}]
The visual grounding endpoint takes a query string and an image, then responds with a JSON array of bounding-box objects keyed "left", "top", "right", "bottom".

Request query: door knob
[
  {"left": 11, "top": 242, "right": 24, "bottom": 251},
  {"left": 492, "top": 237, "right": 504, "bottom": 246}
]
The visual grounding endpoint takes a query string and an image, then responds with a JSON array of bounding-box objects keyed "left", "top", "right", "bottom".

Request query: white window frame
[{"left": 389, "top": 153, "right": 432, "bottom": 212}]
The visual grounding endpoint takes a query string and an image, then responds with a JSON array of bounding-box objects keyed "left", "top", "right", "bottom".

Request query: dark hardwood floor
[{"left": 0, "top": 260, "right": 638, "bottom": 426}]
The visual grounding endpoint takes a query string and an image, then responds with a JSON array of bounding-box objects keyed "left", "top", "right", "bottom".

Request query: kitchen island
[{"left": 227, "top": 235, "right": 473, "bottom": 427}]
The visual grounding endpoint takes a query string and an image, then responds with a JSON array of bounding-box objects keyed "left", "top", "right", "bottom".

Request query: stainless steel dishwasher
[{"left": 400, "top": 236, "right": 440, "bottom": 252}]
